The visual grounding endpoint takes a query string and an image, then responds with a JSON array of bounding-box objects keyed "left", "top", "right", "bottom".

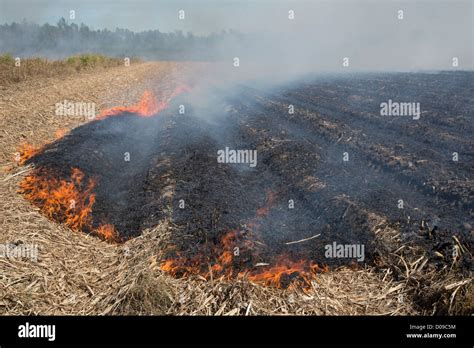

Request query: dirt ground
[{"left": 0, "top": 63, "right": 471, "bottom": 315}]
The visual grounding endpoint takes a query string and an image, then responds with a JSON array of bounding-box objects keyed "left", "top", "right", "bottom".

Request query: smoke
[{"left": 1, "top": 0, "right": 472, "bottom": 73}]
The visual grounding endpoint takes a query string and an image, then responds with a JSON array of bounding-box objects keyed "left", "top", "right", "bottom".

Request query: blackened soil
[
  {"left": 27, "top": 114, "right": 167, "bottom": 239},
  {"left": 25, "top": 72, "right": 472, "bottom": 272}
]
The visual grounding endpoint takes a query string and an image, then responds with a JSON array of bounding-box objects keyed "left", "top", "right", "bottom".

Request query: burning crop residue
[
  {"left": 161, "top": 230, "right": 327, "bottom": 288},
  {"left": 19, "top": 167, "right": 110, "bottom": 239},
  {"left": 96, "top": 90, "right": 162, "bottom": 120},
  {"left": 17, "top": 128, "right": 70, "bottom": 165},
  {"left": 54, "top": 127, "right": 70, "bottom": 139},
  {"left": 19, "top": 165, "right": 119, "bottom": 242},
  {"left": 161, "top": 190, "right": 328, "bottom": 288},
  {"left": 16, "top": 86, "right": 330, "bottom": 289},
  {"left": 19, "top": 164, "right": 119, "bottom": 240},
  {"left": 17, "top": 143, "right": 41, "bottom": 165},
  {"left": 95, "top": 223, "right": 118, "bottom": 242},
  {"left": 17, "top": 89, "right": 185, "bottom": 242},
  {"left": 96, "top": 87, "right": 190, "bottom": 120}
]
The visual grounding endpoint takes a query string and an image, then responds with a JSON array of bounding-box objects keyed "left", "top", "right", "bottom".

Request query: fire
[
  {"left": 16, "top": 127, "right": 69, "bottom": 165},
  {"left": 96, "top": 224, "right": 117, "bottom": 242},
  {"left": 54, "top": 127, "right": 70, "bottom": 139},
  {"left": 17, "top": 143, "right": 40, "bottom": 165},
  {"left": 16, "top": 88, "right": 190, "bottom": 242},
  {"left": 18, "top": 167, "right": 120, "bottom": 242},
  {"left": 161, "top": 191, "right": 326, "bottom": 288},
  {"left": 161, "top": 229, "right": 326, "bottom": 288},
  {"left": 161, "top": 230, "right": 249, "bottom": 279},
  {"left": 19, "top": 167, "right": 96, "bottom": 231},
  {"left": 96, "top": 91, "right": 161, "bottom": 120},
  {"left": 247, "top": 257, "right": 328, "bottom": 288},
  {"left": 247, "top": 259, "right": 310, "bottom": 286},
  {"left": 17, "top": 87, "right": 188, "bottom": 165},
  {"left": 96, "top": 86, "right": 190, "bottom": 120}
]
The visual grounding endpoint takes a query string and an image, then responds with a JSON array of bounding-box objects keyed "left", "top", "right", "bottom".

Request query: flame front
[
  {"left": 19, "top": 167, "right": 120, "bottom": 242},
  {"left": 18, "top": 143, "right": 40, "bottom": 165},
  {"left": 96, "top": 86, "right": 190, "bottom": 120},
  {"left": 54, "top": 127, "right": 70, "bottom": 139},
  {"left": 96, "top": 224, "right": 117, "bottom": 242},
  {"left": 161, "top": 190, "right": 326, "bottom": 288},
  {"left": 19, "top": 167, "right": 96, "bottom": 231},
  {"left": 161, "top": 230, "right": 326, "bottom": 288},
  {"left": 17, "top": 127, "right": 69, "bottom": 165},
  {"left": 95, "top": 91, "right": 162, "bottom": 120}
]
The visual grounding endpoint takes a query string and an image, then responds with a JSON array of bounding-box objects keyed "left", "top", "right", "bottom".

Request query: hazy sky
[
  {"left": 0, "top": 0, "right": 472, "bottom": 70},
  {"left": 0, "top": 0, "right": 472, "bottom": 34}
]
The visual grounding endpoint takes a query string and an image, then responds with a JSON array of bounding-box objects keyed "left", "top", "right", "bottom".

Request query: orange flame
[
  {"left": 96, "top": 86, "right": 190, "bottom": 120},
  {"left": 247, "top": 256, "right": 327, "bottom": 288},
  {"left": 54, "top": 127, "right": 70, "bottom": 139},
  {"left": 17, "top": 143, "right": 40, "bottom": 165},
  {"left": 19, "top": 167, "right": 96, "bottom": 231},
  {"left": 161, "top": 229, "right": 326, "bottom": 288},
  {"left": 161, "top": 190, "right": 326, "bottom": 288},
  {"left": 96, "top": 91, "right": 161, "bottom": 120},
  {"left": 96, "top": 224, "right": 117, "bottom": 242},
  {"left": 16, "top": 127, "right": 69, "bottom": 165},
  {"left": 18, "top": 167, "right": 119, "bottom": 242},
  {"left": 16, "top": 88, "right": 191, "bottom": 241},
  {"left": 16, "top": 87, "right": 194, "bottom": 241}
]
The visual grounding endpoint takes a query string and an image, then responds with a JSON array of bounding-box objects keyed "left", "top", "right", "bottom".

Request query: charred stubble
[{"left": 18, "top": 72, "right": 473, "bottom": 288}]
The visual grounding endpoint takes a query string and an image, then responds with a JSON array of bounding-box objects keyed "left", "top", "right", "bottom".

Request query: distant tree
[{"left": 0, "top": 19, "right": 246, "bottom": 60}]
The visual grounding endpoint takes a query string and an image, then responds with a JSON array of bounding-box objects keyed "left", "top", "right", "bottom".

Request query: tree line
[{"left": 0, "top": 18, "right": 246, "bottom": 60}]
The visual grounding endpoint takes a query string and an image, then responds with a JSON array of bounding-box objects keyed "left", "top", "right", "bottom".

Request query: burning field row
[
  {"left": 12, "top": 71, "right": 472, "bottom": 310},
  {"left": 17, "top": 88, "right": 184, "bottom": 241},
  {"left": 16, "top": 88, "right": 334, "bottom": 289}
]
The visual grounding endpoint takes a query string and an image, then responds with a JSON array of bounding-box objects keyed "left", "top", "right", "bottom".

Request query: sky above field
[
  {"left": 0, "top": 0, "right": 471, "bottom": 34},
  {"left": 0, "top": 0, "right": 472, "bottom": 70}
]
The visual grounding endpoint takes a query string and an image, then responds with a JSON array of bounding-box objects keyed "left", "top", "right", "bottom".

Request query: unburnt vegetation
[{"left": 0, "top": 53, "right": 137, "bottom": 86}]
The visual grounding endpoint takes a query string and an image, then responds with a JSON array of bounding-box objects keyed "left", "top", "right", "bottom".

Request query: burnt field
[{"left": 19, "top": 71, "right": 473, "bottom": 312}]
